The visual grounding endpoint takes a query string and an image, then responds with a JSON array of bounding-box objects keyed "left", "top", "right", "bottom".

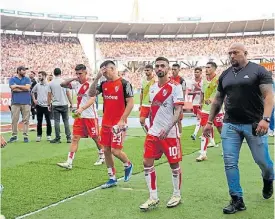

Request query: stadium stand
[
  {"left": 97, "top": 35, "right": 274, "bottom": 59},
  {"left": 1, "top": 34, "right": 273, "bottom": 88},
  {"left": 1, "top": 34, "right": 91, "bottom": 79}
]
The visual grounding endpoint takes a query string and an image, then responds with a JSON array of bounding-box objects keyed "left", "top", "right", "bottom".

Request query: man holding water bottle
[
  {"left": 56, "top": 64, "right": 104, "bottom": 169},
  {"left": 89, "top": 60, "right": 134, "bottom": 189}
]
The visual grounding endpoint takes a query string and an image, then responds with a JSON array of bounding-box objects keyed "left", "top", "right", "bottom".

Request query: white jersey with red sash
[
  {"left": 70, "top": 81, "right": 97, "bottom": 119},
  {"left": 191, "top": 78, "right": 202, "bottom": 105},
  {"left": 148, "top": 80, "right": 184, "bottom": 138}
]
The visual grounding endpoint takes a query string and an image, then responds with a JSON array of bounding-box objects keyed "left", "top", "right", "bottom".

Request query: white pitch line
[
  {"left": 120, "top": 187, "right": 147, "bottom": 192},
  {"left": 14, "top": 123, "right": 197, "bottom": 218},
  {"left": 15, "top": 177, "right": 126, "bottom": 219}
]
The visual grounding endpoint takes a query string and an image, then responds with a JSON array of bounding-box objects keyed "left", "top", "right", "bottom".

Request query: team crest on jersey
[
  {"left": 162, "top": 89, "right": 167, "bottom": 96},
  {"left": 115, "top": 86, "right": 119, "bottom": 92}
]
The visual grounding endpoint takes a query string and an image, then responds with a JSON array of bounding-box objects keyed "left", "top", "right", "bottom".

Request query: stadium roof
[{"left": 1, "top": 14, "right": 274, "bottom": 35}]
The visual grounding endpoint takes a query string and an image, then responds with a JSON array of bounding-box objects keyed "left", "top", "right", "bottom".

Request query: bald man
[{"left": 203, "top": 43, "right": 274, "bottom": 214}]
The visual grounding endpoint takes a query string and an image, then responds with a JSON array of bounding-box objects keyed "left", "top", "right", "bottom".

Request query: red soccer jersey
[
  {"left": 170, "top": 76, "right": 185, "bottom": 85},
  {"left": 97, "top": 78, "right": 133, "bottom": 127}
]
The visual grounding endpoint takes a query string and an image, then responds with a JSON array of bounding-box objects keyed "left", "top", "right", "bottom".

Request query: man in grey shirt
[
  {"left": 32, "top": 71, "right": 52, "bottom": 142},
  {"left": 48, "top": 68, "right": 72, "bottom": 143}
]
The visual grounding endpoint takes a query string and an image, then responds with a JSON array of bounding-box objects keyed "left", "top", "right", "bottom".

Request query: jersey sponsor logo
[
  {"left": 151, "top": 100, "right": 168, "bottom": 107},
  {"left": 104, "top": 95, "right": 118, "bottom": 100}
]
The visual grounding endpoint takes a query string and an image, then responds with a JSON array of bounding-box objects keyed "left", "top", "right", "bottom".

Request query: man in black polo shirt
[{"left": 203, "top": 43, "right": 274, "bottom": 214}]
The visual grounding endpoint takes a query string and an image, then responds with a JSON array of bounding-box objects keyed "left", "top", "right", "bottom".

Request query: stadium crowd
[
  {"left": 97, "top": 35, "right": 274, "bottom": 59},
  {"left": 1, "top": 34, "right": 91, "bottom": 78},
  {"left": 1, "top": 34, "right": 274, "bottom": 89}
]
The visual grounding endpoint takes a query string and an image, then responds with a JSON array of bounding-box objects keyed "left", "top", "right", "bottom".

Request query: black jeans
[
  {"left": 52, "top": 105, "right": 71, "bottom": 140},
  {"left": 36, "top": 105, "right": 52, "bottom": 136},
  {"left": 31, "top": 106, "right": 36, "bottom": 120}
]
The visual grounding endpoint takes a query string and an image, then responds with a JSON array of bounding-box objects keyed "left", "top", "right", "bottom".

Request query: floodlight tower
[{"left": 131, "top": 0, "right": 140, "bottom": 22}]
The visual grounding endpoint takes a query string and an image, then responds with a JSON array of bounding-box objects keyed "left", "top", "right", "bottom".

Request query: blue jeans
[
  {"left": 221, "top": 123, "right": 274, "bottom": 197},
  {"left": 270, "top": 108, "right": 274, "bottom": 131}
]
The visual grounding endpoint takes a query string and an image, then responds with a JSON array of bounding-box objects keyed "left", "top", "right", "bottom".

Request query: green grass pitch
[{"left": 1, "top": 126, "right": 274, "bottom": 219}]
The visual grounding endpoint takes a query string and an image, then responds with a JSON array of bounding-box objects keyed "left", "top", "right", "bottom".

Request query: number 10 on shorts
[{"left": 169, "top": 146, "right": 178, "bottom": 157}]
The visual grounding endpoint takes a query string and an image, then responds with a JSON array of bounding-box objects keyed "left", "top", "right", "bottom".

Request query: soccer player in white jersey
[
  {"left": 189, "top": 67, "right": 203, "bottom": 140},
  {"left": 139, "top": 57, "right": 184, "bottom": 211},
  {"left": 57, "top": 64, "right": 104, "bottom": 169}
]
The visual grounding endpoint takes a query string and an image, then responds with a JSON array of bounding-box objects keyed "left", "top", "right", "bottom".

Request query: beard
[
  {"left": 156, "top": 71, "right": 166, "bottom": 78},
  {"left": 231, "top": 60, "right": 240, "bottom": 67}
]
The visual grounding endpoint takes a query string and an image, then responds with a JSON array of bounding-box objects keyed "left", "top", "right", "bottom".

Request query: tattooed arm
[
  {"left": 88, "top": 68, "right": 105, "bottom": 97},
  {"left": 159, "top": 104, "right": 182, "bottom": 140},
  {"left": 259, "top": 84, "right": 274, "bottom": 118},
  {"left": 208, "top": 91, "right": 226, "bottom": 123}
]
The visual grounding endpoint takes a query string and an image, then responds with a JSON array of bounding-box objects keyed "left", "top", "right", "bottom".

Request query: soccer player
[
  {"left": 196, "top": 62, "right": 223, "bottom": 162},
  {"left": 170, "top": 63, "right": 186, "bottom": 135},
  {"left": 89, "top": 60, "right": 134, "bottom": 189},
  {"left": 56, "top": 64, "right": 104, "bottom": 169},
  {"left": 189, "top": 67, "right": 203, "bottom": 140},
  {"left": 140, "top": 57, "right": 184, "bottom": 210},
  {"left": 140, "top": 64, "right": 155, "bottom": 133}
]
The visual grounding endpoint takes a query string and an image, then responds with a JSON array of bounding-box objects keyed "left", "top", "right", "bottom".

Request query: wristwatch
[{"left": 263, "top": 117, "right": 270, "bottom": 123}]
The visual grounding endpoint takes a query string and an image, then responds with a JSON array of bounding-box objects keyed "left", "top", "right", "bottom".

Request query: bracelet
[{"left": 207, "top": 121, "right": 213, "bottom": 125}]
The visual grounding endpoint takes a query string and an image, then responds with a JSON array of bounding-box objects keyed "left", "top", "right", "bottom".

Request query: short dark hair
[
  {"left": 54, "top": 68, "right": 61, "bottom": 76},
  {"left": 207, "top": 61, "right": 217, "bottom": 69},
  {"left": 38, "top": 71, "right": 47, "bottom": 77},
  {"left": 194, "top": 67, "right": 202, "bottom": 72},
  {"left": 100, "top": 60, "right": 116, "bottom": 68},
  {"left": 144, "top": 64, "right": 153, "bottom": 69},
  {"left": 172, "top": 63, "right": 180, "bottom": 68},
  {"left": 75, "top": 64, "right": 86, "bottom": 71},
  {"left": 155, "top": 57, "right": 169, "bottom": 64}
]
